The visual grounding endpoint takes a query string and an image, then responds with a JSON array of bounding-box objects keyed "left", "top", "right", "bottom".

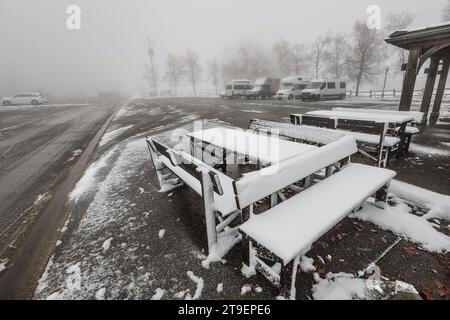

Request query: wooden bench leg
[
  {"left": 241, "top": 233, "right": 251, "bottom": 267},
  {"left": 279, "top": 255, "right": 300, "bottom": 300},
  {"left": 375, "top": 183, "right": 389, "bottom": 209}
]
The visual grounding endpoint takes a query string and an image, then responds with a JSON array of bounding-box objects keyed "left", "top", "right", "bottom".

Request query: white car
[
  {"left": 276, "top": 76, "right": 309, "bottom": 100},
  {"left": 1, "top": 93, "right": 48, "bottom": 106}
]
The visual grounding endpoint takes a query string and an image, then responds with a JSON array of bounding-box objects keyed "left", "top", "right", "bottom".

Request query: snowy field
[{"left": 28, "top": 97, "right": 450, "bottom": 300}]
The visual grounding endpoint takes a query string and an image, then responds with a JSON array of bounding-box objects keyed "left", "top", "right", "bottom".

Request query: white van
[
  {"left": 276, "top": 76, "right": 309, "bottom": 100},
  {"left": 301, "top": 79, "right": 347, "bottom": 101},
  {"left": 222, "top": 80, "right": 253, "bottom": 98}
]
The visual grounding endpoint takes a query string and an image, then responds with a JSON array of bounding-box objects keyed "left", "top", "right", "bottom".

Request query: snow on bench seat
[
  {"left": 400, "top": 126, "right": 420, "bottom": 135},
  {"left": 158, "top": 151, "right": 238, "bottom": 217},
  {"left": 332, "top": 108, "right": 423, "bottom": 124},
  {"left": 239, "top": 163, "right": 396, "bottom": 264},
  {"left": 306, "top": 110, "right": 414, "bottom": 124}
]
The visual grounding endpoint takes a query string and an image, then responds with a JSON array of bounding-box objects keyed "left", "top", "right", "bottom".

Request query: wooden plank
[
  {"left": 431, "top": 56, "right": 450, "bottom": 124},
  {"left": 420, "top": 55, "right": 440, "bottom": 123}
]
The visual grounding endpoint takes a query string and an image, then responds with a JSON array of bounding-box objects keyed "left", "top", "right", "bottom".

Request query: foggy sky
[{"left": 0, "top": 0, "right": 446, "bottom": 97}]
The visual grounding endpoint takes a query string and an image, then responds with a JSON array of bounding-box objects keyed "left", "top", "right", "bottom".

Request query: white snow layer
[
  {"left": 99, "top": 125, "right": 134, "bottom": 147},
  {"left": 151, "top": 288, "right": 166, "bottom": 300},
  {"left": 69, "top": 147, "right": 117, "bottom": 202},
  {"left": 186, "top": 271, "right": 204, "bottom": 300}
]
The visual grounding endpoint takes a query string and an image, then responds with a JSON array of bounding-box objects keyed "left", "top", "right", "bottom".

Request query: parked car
[
  {"left": 276, "top": 76, "right": 309, "bottom": 100},
  {"left": 247, "top": 78, "right": 280, "bottom": 99},
  {"left": 1, "top": 93, "right": 48, "bottom": 106},
  {"left": 221, "top": 80, "right": 253, "bottom": 98},
  {"left": 301, "top": 79, "right": 347, "bottom": 101}
]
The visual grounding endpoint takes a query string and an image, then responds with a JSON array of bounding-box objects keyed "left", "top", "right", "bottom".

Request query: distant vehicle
[
  {"left": 247, "top": 78, "right": 281, "bottom": 99},
  {"left": 301, "top": 79, "right": 347, "bottom": 101},
  {"left": 221, "top": 80, "right": 253, "bottom": 98},
  {"left": 1, "top": 93, "right": 48, "bottom": 106},
  {"left": 276, "top": 76, "right": 309, "bottom": 100}
]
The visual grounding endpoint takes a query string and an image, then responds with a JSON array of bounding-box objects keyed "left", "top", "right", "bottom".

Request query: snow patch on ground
[
  {"left": 390, "top": 180, "right": 450, "bottom": 221},
  {"left": 299, "top": 255, "right": 316, "bottom": 272},
  {"left": 69, "top": 147, "right": 117, "bottom": 202},
  {"left": 99, "top": 125, "right": 134, "bottom": 147},
  {"left": 158, "top": 229, "right": 166, "bottom": 239},
  {"left": 352, "top": 202, "right": 450, "bottom": 253},
  {"left": 240, "top": 284, "right": 252, "bottom": 295},
  {"left": 0, "top": 259, "right": 9, "bottom": 273},
  {"left": 185, "top": 271, "right": 204, "bottom": 300},
  {"left": 151, "top": 288, "right": 166, "bottom": 300},
  {"left": 216, "top": 283, "right": 223, "bottom": 293},
  {"left": 102, "top": 237, "right": 113, "bottom": 252},
  {"left": 312, "top": 272, "right": 420, "bottom": 300},
  {"left": 409, "top": 143, "right": 450, "bottom": 157}
]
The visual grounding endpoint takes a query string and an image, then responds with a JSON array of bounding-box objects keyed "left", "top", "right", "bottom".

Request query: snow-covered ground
[{"left": 33, "top": 98, "right": 450, "bottom": 300}]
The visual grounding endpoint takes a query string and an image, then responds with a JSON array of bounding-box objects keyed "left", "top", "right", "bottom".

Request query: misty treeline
[{"left": 145, "top": 13, "right": 418, "bottom": 97}]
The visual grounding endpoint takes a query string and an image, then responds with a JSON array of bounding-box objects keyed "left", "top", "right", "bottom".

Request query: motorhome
[
  {"left": 221, "top": 80, "right": 253, "bottom": 98},
  {"left": 301, "top": 79, "right": 347, "bottom": 101},
  {"left": 276, "top": 76, "right": 309, "bottom": 100},
  {"left": 247, "top": 78, "right": 280, "bottom": 99}
]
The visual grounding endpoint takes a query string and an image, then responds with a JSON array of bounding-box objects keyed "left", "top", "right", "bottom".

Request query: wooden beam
[
  {"left": 430, "top": 56, "right": 450, "bottom": 124},
  {"left": 420, "top": 55, "right": 440, "bottom": 124},
  {"left": 399, "top": 48, "right": 421, "bottom": 111}
]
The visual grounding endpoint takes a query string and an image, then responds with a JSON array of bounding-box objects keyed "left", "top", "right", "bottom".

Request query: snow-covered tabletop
[
  {"left": 332, "top": 108, "right": 423, "bottom": 123},
  {"left": 188, "top": 127, "right": 318, "bottom": 164},
  {"left": 304, "top": 110, "right": 415, "bottom": 124}
]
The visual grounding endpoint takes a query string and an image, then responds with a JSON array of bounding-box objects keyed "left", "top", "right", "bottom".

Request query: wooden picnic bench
[
  {"left": 331, "top": 108, "right": 423, "bottom": 153},
  {"left": 289, "top": 114, "right": 401, "bottom": 167},
  {"left": 146, "top": 128, "right": 396, "bottom": 299},
  {"left": 237, "top": 136, "right": 396, "bottom": 299}
]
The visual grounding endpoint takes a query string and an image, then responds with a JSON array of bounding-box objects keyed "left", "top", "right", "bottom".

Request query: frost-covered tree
[
  {"left": 185, "top": 49, "right": 202, "bottom": 96},
  {"left": 222, "top": 41, "right": 273, "bottom": 82},
  {"left": 345, "top": 21, "right": 385, "bottom": 96},
  {"left": 384, "top": 12, "right": 415, "bottom": 75},
  {"left": 165, "top": 54, "right": 185, "bottom": 96},
  {"left": 207, "top": 58, "right": 220, "bottom": 96},
  {"left": 324, "top": 33, "right": 349, "bottom": 79},
  {"left": 444, "top": 0, "right": 450, "bottom": 21},
  {"left": 311, "top": 36, "right": 328, "bottom": 79},
  {"left": 272, "top": 40, "right": 309, "bottom": 77}
]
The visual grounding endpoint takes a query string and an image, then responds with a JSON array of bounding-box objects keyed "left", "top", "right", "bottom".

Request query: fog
[{"left": 0, "top": 0, "right": 446, "bottom": 97}]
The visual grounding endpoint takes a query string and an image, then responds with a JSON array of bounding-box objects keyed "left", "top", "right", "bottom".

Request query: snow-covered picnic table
[
  {"left": 187, "top": 127, "right": 318, "bottom": 165},
  {"left": 306, "top": 110, "right": 415, "bottom": 124}
]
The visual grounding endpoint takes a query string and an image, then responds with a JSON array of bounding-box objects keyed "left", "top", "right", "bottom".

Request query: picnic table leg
[
  {"left": 397, "top": 123, "right": 408, "bottom": 157},
  {"left": 375, "top": 183, "right": 390, "bottom": 209},
  {"left": 200, "top": 169, "right": 218, "bottom": 254}
]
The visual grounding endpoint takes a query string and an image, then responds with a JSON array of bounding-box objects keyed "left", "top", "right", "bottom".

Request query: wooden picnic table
[
  {"left": 306, "top": 110, "right": 415, "bottom": 124},
  {"left": 187, "top": 127, "right": 317, "bottom": 167},
  {"left": 302, "top": 110, "right": 415, "bottom": 156}
]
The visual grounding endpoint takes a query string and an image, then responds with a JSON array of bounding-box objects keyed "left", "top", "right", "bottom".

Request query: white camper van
[
  {"left": 276, "top": 76, "right": 309, "bottom": 100},
  {"left": 301, "top": 79, "right": 347, "bottom": 101},
  {"left": 222, "top": 80, "right": 253, "bottom": 98}
]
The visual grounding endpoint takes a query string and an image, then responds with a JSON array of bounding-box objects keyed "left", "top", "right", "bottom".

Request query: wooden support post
[
  {"left": 430, "top": 56, "right": 450, "bottom": 124},
  {"left": 241, "top": 234, "right": 251, "bottom": 267},
  {"left": 270, "top": 193, "right": 278, "bottom": 208},
  {"left": 420, "top": 55, "right": 440, "bottom": 124},
  {"left": 200, "top": 169, "right": 217, "bottom": 254},
  {"left": 399, "top": 48, "right": 421, "bottom": 111}
]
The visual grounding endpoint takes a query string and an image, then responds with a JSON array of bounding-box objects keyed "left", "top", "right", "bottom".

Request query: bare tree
[
  {"left": 384, "top": 12, "right": 415, "bottom": 75},
  {"left": 324, "top": 33, "right": 349, "bottom": 79},
  {"left": 222, "top": 41, "right": 273, "bottom": 82},
  {"left": 290, "top": 43, "right": 309, "bottom": 76},
  {"left": 311, "top": 36, "right": 328, "bottom": 79},
  {"left": 207, "top": 58, "right": 220, "bottom": 96},
  {"left": 144, "top": 38, "right": 158, "bottom": 96},
  {"left": 444, "top": 0, "right": 450, "bottom": 21},
  {"left": 345, "top": 21, "right": 385, "bottom": 96},
  {"left": 273, "top": 39, "right": 292, "bottom": 76},
  {"left": 165, "top": 54, "right": 185, "bottom": 96},
  {"left": 185, "top": 49, "right": 202, "bottom": 96}
]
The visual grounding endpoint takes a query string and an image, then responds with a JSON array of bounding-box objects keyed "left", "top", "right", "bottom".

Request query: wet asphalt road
[
  {"left": 1, "top": 96, "right": 449, "bottom": 300},
  {"left": 0, "top": 100, "right": 119, "bottom": 256}
]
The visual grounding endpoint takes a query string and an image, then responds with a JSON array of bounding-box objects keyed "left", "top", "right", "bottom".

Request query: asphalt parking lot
[{"left": 1, "top": 97, "right": 449, "bottom": 300}]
